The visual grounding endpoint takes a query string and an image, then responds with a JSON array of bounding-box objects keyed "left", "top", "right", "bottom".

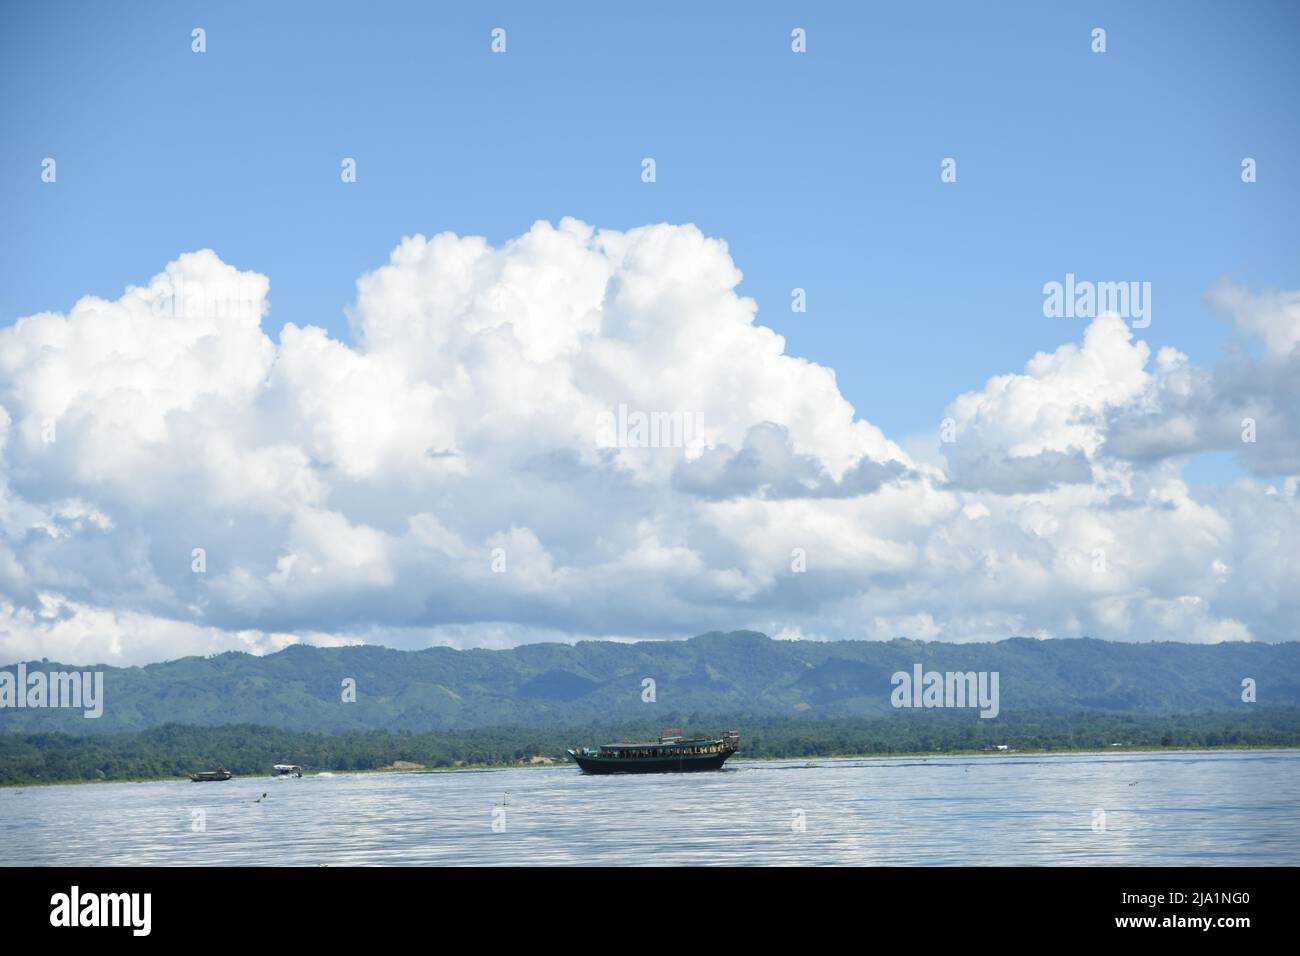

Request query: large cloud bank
[{"left": 1, "top": 219, "right": 1297, "bottom": 664}]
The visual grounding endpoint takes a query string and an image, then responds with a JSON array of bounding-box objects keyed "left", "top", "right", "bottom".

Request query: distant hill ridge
[{"left": 2, "top": 631, "right": 1298, "bottom": 735}]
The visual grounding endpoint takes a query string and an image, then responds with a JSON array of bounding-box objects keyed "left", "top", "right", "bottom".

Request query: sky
[{"left": 1, "top": 1, "right": 1298, "bottom": 665}]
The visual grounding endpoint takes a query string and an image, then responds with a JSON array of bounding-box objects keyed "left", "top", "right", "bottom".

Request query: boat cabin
[{"left": 596, "top": 729, "right": 740, "bottom": 760}]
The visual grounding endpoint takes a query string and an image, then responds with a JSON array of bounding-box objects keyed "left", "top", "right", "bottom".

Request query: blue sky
[
  {"left": 1, "top": 2, "right": 1298, "bottom": 663},
  {"left": 4, "top": 1, "right": 1296, "bottom": 448}
]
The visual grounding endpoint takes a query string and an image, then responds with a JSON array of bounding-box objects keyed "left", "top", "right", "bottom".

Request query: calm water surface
[{"left": 2, "top": 750, "right": 1297, "bottom": 865}]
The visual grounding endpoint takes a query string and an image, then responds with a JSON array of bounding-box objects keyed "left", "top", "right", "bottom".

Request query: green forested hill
[{"left": 2, "top": 631, "right": 1298, "bottom": 735}]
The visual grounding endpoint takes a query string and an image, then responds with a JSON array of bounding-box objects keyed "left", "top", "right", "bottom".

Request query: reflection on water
[{"left": 2, "top": 750, "right": 1297, "bottom": 866}]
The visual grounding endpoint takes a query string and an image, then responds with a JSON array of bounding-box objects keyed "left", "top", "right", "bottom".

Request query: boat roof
[{"left": 603, "top": 737, "right": 719, "bottom": 747}]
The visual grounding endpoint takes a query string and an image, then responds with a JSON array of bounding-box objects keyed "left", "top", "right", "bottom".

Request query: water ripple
[{"left": 2, "top": 750, "right": 1297, "bottom": 866}]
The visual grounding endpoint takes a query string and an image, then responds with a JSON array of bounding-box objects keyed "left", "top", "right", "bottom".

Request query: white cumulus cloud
[{"left": 0, "top": 220, "right": 1296, "bottom": 664}]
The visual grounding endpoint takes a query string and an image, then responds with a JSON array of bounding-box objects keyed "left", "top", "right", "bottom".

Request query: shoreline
[{"left": 4, "top": 742, "right": 1296, "bottom": 790}]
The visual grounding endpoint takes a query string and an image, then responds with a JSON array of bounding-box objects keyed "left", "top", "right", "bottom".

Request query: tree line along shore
[{"left": 2, "top": 708, "right": 1297, "bottom": 787}]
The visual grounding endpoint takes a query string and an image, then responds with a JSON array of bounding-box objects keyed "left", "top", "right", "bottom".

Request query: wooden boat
[
  {"left": 567, "top": 729, "right": 739, "bottom": 774},
  {"left": 189, "top": 767, "right": 233, "bottom": 782}
]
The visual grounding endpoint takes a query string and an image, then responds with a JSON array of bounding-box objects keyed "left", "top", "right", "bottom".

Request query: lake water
[{"left": 2, "top": 750, "right": 1297, "bottom": 865}]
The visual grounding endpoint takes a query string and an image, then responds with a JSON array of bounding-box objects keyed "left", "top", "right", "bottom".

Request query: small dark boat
[
  {"left": 568, "top": 729, "right": 739, "bottom": 774},
  {"left": 189, "top": 767, "right": 233, "bottom": 782}
]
